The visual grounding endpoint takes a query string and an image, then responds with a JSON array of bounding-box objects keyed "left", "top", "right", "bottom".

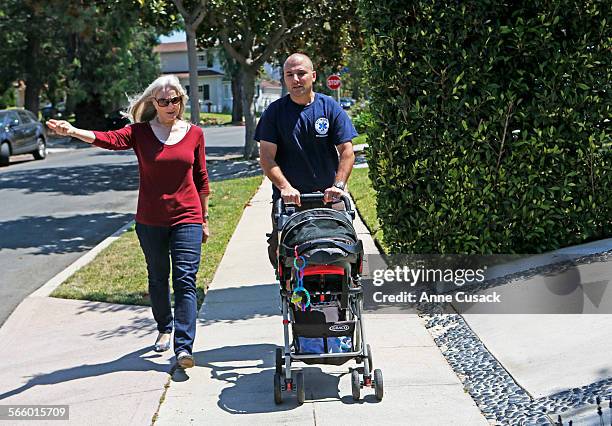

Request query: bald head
[
  {"left": 284, "top": 53, "right": 314, "bottom": 72},
  {"left": 283, "top": 53, "right": 317, "bottom": 104}
]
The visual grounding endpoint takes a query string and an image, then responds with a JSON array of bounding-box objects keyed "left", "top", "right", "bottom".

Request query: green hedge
[{"left": 358, "top": 0, "right": 611, "bottom": 254}]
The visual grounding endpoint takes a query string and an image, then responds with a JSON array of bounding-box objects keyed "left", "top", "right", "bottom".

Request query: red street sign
[{"left": 326, "top": 75, "right": 342, "bottom": 91}]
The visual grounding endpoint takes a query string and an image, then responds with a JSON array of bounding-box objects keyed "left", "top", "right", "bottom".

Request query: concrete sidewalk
[
  {"left": 0, "top": 296, "right": 172, "bottom": 424},
  {"left": 155, "top": 181, "right": 487, "bottom": 425}
]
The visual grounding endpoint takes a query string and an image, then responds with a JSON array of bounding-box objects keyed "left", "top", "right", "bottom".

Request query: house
[
  {"left": 153, "top": 42, "right": 231, "bottom": 113},
  {"left": 153, "top": 42, "right": 282, "bottom": 114},
  {"left": 255, "top": 79, "right": 282, "bottom": 113}
]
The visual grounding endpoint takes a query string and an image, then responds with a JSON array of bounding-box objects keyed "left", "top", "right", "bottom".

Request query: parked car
[
  {"left": 339, "top": 97, "right": 355, "bottom": 110},
  {"left": 0, "top": 109, "right": 47, "bottom": 166}
]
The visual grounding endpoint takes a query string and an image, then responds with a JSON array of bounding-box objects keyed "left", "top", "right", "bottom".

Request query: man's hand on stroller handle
[
  {"left": 323, "top": 186, "right": 345, "bottom": 204},
  {"left": 281, "top": 185, "right": 302, "bottom": 206}
]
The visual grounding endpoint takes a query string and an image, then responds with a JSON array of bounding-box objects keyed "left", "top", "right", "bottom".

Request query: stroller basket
[{"left": 292, "top": 300, "right": 357, "bottom": 365}]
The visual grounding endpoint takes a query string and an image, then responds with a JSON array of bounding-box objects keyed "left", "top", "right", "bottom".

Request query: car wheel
[
  {"left": 0, "top": 142, "right": 10, "bottom": 167},
  {"left": 33, "top": 137, "right": 46, "bottom": 160}
]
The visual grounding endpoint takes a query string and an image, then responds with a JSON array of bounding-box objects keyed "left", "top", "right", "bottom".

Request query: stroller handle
[{"left": 274, "top": 192, "right": 354, "bottom": 221}]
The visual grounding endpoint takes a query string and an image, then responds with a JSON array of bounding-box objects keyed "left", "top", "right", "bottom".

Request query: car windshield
[{"left": 0, "top": 111, "right": 7, "bottom": 126}]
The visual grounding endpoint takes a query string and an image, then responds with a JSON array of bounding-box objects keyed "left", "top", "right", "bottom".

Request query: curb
[
  {"left": 29, "top": 220, "right": 135, "bottom": 298},
  {"left": 47, "top": 148, "right": 78, "bottom": 153}
]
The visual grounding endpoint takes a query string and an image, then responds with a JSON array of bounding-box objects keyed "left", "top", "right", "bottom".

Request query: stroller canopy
[{"left": 279, "top": 208, "right": 362, "bottom": 266}]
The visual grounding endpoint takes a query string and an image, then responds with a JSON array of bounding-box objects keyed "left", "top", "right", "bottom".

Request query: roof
[
  {"left": 260, "top": 80, "right": 281, "bottom": 89},
  {"left": 153, "top": 42, "right": 187, "bottom": 53}
]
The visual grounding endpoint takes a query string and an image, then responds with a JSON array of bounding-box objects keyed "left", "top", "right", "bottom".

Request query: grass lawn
[
  {"left": 198, "top": 112, "right": 233, "bottom": 126},
  {"left": 349, "top": 168, "right": 387, "bottom": 253},
  {"left": 51, "top": 175, "right": 263, "bottom": 308},
  {"left": 352, "top": 134, "right": 367, "bottom": 145}
]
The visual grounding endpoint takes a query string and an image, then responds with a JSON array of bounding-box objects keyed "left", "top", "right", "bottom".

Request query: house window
[
  {"left": 185, "top": 85, "right": 190, "bottom": 95},
  {"left": 197, "top": 54, "right": 206, "bottom": 65},
  {"left": 207, "top": 54, "right": 214, "bottom": 68},
  {"left": 203, "top": 84, "right": 210, "bottom": 100}
]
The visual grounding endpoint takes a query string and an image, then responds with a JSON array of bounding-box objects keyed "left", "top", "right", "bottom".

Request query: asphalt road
[
  {"left": 204, "top": 125, "right": 245, "bottom": 147},
  {"left": 0, "top": 148, "right": 139, "bottom": 325},
  {"left": 0, "top": 125, "right": 247, "bottom": 326}
]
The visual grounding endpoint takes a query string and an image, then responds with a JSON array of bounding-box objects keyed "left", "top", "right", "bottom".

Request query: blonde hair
[{"left": 127, "top": 75, "right": 189, "bottom": 123}]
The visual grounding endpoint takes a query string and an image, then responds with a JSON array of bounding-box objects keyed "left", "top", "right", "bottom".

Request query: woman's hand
[
  {"left": 46, "top": 119, "right": 75, "bottom": 137},
  {"left": 45, "top": 120, "right": 95, "bottom": 144},
  {"left": 202, "top": 222, "right": 210, "bottom": 243}
]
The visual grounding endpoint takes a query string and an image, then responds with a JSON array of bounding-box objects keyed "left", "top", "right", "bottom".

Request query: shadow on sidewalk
[
  {"left": 0, "top": 347, "right": 170, "bottom": 401},
  {"left": 198, "top": 283, "right": 280, "bottom": 324},
  {"left": 75, "top": 302, "right": 157, "bottom": 340},
  {"left": 179, "top": 343, "right": 363, "bottom": 414}
]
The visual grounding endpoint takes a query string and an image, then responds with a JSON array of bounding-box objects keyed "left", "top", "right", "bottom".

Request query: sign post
[{"left": 326, "top": 75, "right": 342, "bottom": 102}]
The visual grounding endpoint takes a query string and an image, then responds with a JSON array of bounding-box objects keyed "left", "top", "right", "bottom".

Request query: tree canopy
[
  {"left": 0, "top": 0, "right": 179, "bottom": 128},
  {"left": 198, "top": 0, "right": 359, "bottom": 158}
]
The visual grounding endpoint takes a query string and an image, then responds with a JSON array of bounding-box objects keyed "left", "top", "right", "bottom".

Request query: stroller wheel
[
  {"left": 275, "top": 347, "right": 283, "bottom": 375},
  {"left": 274, "top": 372, "right": 283, "bottom": 404},
  {"left": 351, "top": 369, "right": 360, "bottom": 401},
  {"left": 373, "top": 369, "right": 384, "bottom": 401},
  {"left": 367, "top": 344, "right": 373, "bottom": 372},
  {"left": 296, "top": 371, "right": 305, "bottom": 405}
]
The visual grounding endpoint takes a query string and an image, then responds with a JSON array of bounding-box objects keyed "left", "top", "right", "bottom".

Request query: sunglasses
[{"left": 154, "top": 96, "right": 182, "bottom": 107}]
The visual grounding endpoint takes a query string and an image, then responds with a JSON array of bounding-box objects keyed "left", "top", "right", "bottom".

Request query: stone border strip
[
  {"left": 425, "top": 313, "right": 612, "bottom": 425},
  {"left": 422, "top": 250, "right": 612, "bottom": 425}
]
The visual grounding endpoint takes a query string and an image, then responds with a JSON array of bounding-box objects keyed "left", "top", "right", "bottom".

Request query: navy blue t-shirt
[{"left": 254, "top": 93, "right": 358, "bottom": 201}]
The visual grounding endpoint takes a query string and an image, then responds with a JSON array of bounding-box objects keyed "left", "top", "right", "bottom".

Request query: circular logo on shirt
[{"left": 315, "top": 117, "right": 329, "bottom": 135}]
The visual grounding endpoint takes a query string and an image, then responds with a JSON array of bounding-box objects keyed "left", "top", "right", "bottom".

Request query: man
[{"left": 255, "top": 52, "right": 357, "bottom": 269}]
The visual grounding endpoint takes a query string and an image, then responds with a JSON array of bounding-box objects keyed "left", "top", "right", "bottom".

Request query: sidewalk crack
[
  {"left": 312, "top": 403, "right": 317, "bottom": 425},
  {"left": 151, "top": 373, "right": 173, "bottom": 425}
]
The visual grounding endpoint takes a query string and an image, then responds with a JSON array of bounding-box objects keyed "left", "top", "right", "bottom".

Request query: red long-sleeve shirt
[{"left": 93, "top": 122, "right": 210, "bottom": 227}]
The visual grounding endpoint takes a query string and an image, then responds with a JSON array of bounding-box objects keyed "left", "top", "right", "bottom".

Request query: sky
[{"left": 159, "top": 31, "right": 186, "bottom": 43}]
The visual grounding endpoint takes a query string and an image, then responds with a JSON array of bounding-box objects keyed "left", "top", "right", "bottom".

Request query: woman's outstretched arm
[
  {"left": 47, "top": 119, "right": 134, "bottom": 150},
  {"left": 46, "top": 119, "right": 95, "bottom": 144}
]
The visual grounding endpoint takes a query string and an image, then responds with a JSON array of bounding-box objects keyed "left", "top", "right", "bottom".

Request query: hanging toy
[{"left": 292, "top": 255, "right": 311, "bottom": 311}]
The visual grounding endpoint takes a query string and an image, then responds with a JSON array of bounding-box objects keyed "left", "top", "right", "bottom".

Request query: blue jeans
[{"left": 135, "top": 222, "right": 202, "bottom": 355}]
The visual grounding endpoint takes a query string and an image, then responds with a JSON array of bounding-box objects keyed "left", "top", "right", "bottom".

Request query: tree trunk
[
  {"left": 231, "top": 75, "right": 243, "bottom": 124},
  {"left": 24, "top": 78, "right": 42, "bottom": 116},
  {"left": 279, "top": 66, "right": 288, "bottom": 97},
  {"left": 241, "top": 69, "right": 258, "bottom": 159},
  {"left": 186, "top": 28, "right": 200, "bottom": 125},
  {"left": 24, "top": 37, "right": 41, "bottom": 115}
]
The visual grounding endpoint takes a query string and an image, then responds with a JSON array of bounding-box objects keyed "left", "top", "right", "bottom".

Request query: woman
[{"left": 47, "top": 75, "right": 209, "bottom": 369}]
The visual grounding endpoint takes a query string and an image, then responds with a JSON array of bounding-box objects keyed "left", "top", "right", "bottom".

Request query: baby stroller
[{"left": 273, "top": 193, "right": 383, "bottom": 404}]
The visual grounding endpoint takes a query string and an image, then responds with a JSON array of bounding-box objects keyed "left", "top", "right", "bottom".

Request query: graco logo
[
  {"left": 315, "top": 117, "right": 329, "bottom": 135},
  {"left": 329, "top": 324, "right": 350, "bottom": 332}
]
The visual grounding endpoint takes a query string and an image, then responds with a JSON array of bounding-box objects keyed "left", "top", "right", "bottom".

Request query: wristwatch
[
  {"left": 333, "top": 181, "right": 346, "bottom": 191},
  {"left": 203, "top": 214, "right": 210, "bottom": 221}
]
